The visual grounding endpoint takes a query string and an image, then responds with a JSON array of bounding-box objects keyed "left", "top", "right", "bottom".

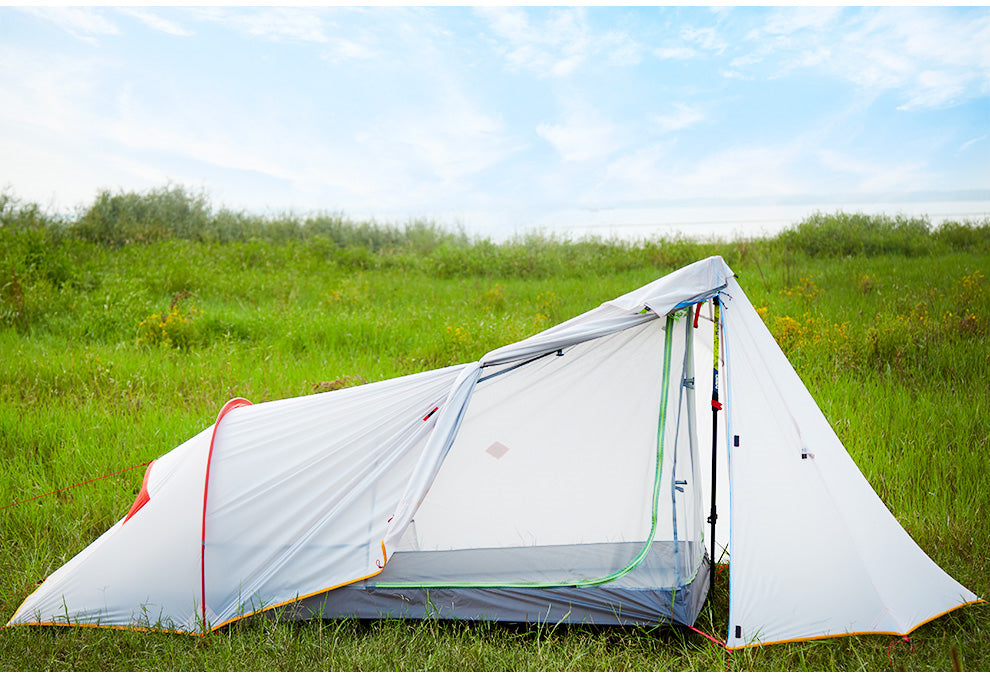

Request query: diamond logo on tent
[{"left": 486, "top": 441, "right": 509, "bottom": 459}]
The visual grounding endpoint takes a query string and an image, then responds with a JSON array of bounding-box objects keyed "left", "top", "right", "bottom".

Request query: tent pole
[{"left": 708, "top": 297, "right": 721, "bottom": 595}]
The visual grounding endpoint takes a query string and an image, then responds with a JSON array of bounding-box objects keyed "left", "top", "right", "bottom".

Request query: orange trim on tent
[
  {"left": 904, "top": 598, "right": 986, "bottom": 634},
  {"left": 6, "top": 554, "right": 388, "bottom": 637},
  {"left": 200, "top": 397, "right": 252, "bottom": 632},
  {"left": 209, "top": 539, "right": 392, "bottom": 632},
  {"left": 726, "top": 599, "right": 986, "bottom": 651},
  {"left": 5, "top": 586, "right": 49, "bottom": 631},
  {"left": 5, "top": 619, "right": 204, "bottom": 636},
  {"left": 8, "top": 574, "right": 979, "bottom": 640}
]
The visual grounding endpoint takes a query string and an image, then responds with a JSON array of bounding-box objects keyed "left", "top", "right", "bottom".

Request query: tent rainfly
[{"left": 7, "top": 256, "right": 981, "bottom": 648}]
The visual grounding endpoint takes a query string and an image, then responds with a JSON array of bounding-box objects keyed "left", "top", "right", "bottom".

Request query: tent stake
[{"left": 708, "top": 297, "right": 722, "bottom": 595}]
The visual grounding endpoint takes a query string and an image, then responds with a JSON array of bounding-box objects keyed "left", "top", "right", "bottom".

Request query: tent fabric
[
  {"left": 10, "top": 365, "right": 465, "bottom": 633},
  {"left": 7, "top": 255, "right": 980, "bottom": 648},
  {"left": 719, "top": 274, "right": 979, "bottom": 647}
]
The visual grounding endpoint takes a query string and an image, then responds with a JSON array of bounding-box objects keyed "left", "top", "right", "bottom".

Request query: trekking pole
[{"left": 708, "top": 297, "right": 722, "bottom": 594}]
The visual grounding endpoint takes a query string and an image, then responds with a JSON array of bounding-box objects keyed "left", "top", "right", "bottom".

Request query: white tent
[{"left": 7, "top": 256, "right": 980, "bottom": 648}]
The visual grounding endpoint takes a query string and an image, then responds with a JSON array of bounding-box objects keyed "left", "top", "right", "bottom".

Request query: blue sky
[{"left": 1, "top": 5, "right": 988, "bottom": 238}]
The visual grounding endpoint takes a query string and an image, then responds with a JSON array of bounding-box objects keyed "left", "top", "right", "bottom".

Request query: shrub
[
  {"left": 73, "top": 185, "right": 211, "bottom": 246},
  {"left": 778, "top": 212, "right": 935, "bottom": 257},
  {"left": 137, "top": 293, "right": 204, "bottom": 349},
  {"left": 935, "top": 219, "right": 990, "bottom": 253}
]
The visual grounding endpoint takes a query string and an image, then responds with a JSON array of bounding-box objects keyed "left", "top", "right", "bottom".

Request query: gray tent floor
[{"left": 284, "top": 541, "right": 711, "bottom": 627}]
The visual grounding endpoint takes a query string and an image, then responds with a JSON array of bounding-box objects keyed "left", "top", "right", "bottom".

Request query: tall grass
[{"left": 1, "top": 186, "right": 987, "bottom": 670}]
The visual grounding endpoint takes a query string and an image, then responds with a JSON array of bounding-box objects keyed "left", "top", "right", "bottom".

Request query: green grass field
[{"left": 1, "top": 188, "right": 988, "bottom": 670}]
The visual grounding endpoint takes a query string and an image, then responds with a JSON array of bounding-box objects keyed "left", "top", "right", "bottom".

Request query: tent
[{"left": 7, "top": 256, "right": 981, "bottom": 649}]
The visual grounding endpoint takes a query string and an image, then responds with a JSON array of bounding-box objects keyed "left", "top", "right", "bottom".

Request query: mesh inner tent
[{"left": 381, "top": 310, "right": 706, "bottom": 593}]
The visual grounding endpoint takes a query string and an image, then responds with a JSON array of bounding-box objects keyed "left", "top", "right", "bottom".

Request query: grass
[{"left": 1, "top": 187, "right": 988, "bottom": 670}]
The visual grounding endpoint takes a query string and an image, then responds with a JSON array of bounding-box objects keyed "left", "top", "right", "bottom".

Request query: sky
[{"left": 1, "top": 5, "right": 989, "bottom": 239}]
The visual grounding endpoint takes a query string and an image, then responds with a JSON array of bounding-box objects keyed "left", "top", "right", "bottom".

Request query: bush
[
  {"left": 935, "top": 219, "right": 990, "bottom": 253},
  {"left": 73, "top": 185, "right": 212, "bottom": 246},
  {"left": 136, "top": 293, "right": 204, "bottom": 349},
  {"left": 778, "top": 212, "right": 936, "bottom": 257}
]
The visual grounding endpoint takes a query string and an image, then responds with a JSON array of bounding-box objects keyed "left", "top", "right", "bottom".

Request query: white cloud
[
  {"left": 653, "top": 46, "right": 697, "bottom": 61},
  {"left": 680, "top": 26, "right": 727, "bottom": 56},
  {"left": 600, "top": 30, "right": 643, "bottom": 68},
  {"left": 119, "top": 8, "right": 192, "bottom": 38},
  {"left": 0, "top": 45, "right": 111, "bottom": 137},
  {"left": 731, "top": 8, "right": 841, "bottom": 75},
  {"left": 758, "top": 6, "right": 843, "bottom": 39},
  {"left": 477, "top": 7, "right": 586, "bottom": 77},
  {"left": 0, "top": 42, "right": 335, "bottom": 207},
  {"left": 676, "top": 144, "right": 807, "bottom": 198},
  {"left": 194, "top": 7, "right": 330, "bottom": 44},
  {"left": 898, "top": 69, "right": 972, "bottom": 110},
  {"left": 357, "top": 94, "right": 517, "bottom": 193},
  {"left": 844, "top": 8, "right": 990, "bottom": 110},
  {"left": 536, "top": 105, "right": 623, "bottom": 163},
  {"left": 732, "top": 7, "right": 990, "bottom": 110},
  {"left": 322, "top": 38, "right": 378, "bottom": 64},
  {"left": 21, "top": 7, "right": 119, "bottom": 45},
  {"left": 817, "top": 149, "right": 930, "bottom": 192},
  {"left": 647, "top": 22, "right": 725, "bottom": 68},
  {"left": 593, "top": 143, "right": 676, "bottom": 202},
  {"left": 0, "top": 131, "right": 104, "bottom": 211},
  {"left": 582, "top": 139, "right": 816, "bottom": 206},
  {"left": 653, "top": 104, "right": 703, "bottom": 134},
  {"left": 477, "top": 7, "right": 641, "bottom": 78},
  {"left": 719, "top": 69, "right": 750, "bottom": 81},
  {"left": 958, "top": 135, "right": 987, "bottom": 154}
]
